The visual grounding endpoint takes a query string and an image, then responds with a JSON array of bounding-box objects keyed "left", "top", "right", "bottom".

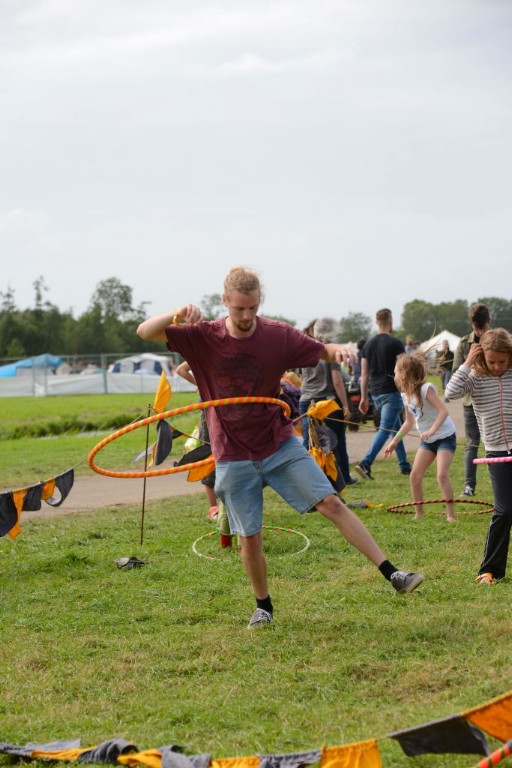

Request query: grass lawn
[{"left": 0, "top": 395, "right": 510, "bottom": 768}]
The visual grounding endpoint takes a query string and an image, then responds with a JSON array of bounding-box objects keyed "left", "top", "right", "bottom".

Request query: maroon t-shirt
[{"left": 165, "top": 317, "right": 323, "bottom": 461}]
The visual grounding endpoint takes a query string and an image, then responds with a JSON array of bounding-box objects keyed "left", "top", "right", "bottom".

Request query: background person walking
[
  {"left": 299, "top": 317, "right": 358, "bottom": 488},
  {"left": 355, "top": 308, "right": 412, "bottom": 480},
  {"left": 436, "top": 339, "right": 454, "bottom": 400},
  {"left": 451, "top": 303, "right": 490, "bottom": 497}
]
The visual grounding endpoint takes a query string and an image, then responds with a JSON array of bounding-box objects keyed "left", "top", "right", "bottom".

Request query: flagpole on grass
[{"left": 140, "top": 403, "right": 151, "bottom": 546}]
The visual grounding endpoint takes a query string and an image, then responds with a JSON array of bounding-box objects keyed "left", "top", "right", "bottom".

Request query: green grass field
[{"left": 0, "top": 395, "right": 510, "bottom": 768}]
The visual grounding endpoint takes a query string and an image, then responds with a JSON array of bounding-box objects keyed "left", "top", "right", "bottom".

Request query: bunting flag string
[
  {"left": 1, "top": 373, "right": 190, "bottom": 539},
  {"left": 0, "top": 396, "right": 161, "bottom": 539},
  {"left": 1, "top": 690, "right": 511, "bottom": 768},
  {"left": 0, "top": 468, "right": 75, "bottom": 539}
]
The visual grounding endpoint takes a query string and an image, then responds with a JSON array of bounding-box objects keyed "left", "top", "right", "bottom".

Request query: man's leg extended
[
  {"left": 316, "top": 494, "right": 386, "bottom": 565},
  {"left": 316, "top": 493, "right": 424, "bottom": 593}
]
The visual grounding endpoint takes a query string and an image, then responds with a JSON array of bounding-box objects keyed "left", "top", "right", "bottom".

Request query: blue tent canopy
[{"left": 0, "top": 354, "right": 63, "bottom": 378}]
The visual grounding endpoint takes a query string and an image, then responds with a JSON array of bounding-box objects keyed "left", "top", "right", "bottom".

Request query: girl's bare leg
[
  {"left": 410, "top": 449, "right": 436, "bottom": 519},
  {"left": 437, "top": 449, "right": 456, "bottom": 522}
]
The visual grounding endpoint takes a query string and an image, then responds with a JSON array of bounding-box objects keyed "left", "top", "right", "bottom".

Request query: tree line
[{"left": 1, "top": 277, "right": 511, "bottom": 360}]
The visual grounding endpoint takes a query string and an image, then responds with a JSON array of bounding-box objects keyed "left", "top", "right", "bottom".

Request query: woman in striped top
[{"left": 445, "top": 328, "right": 512, "bottom": 584}]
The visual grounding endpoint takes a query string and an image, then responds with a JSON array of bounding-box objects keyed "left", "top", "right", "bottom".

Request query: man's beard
[{"left": 236, "top": 319, "right": 254, "bottom": 333}]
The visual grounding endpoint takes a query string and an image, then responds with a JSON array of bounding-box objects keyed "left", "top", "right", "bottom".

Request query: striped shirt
[{"left": 445, "top": 364, "right": 512, "bottom": 452}]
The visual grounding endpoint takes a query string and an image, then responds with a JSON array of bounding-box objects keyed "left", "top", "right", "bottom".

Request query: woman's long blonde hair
[
  {"left": 472, "top": 328, "right": 512, "bottom": 376},
  {"left": 394, "top": 352, "right": 431, "bottom": 406}
]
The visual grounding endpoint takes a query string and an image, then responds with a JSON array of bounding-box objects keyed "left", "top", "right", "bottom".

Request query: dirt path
[{"left": 25, "top": 400, "right": 466, "bottom": 520}]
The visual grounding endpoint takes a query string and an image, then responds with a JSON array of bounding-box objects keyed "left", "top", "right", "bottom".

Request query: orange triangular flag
[{"left": 153, "top": 371, "right": 171, "bottom": 413}]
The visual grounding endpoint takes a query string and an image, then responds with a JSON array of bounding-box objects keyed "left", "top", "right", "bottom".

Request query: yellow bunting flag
[
  {"left": 153, "top": 371, "right": 171, "bottom": 414},
  {"left": 320, "top": 740, "right": 381, "bottom": 768},
  {"left": 211, "top": 758, "right": 260, "bottom": 768},
  {"left": 117, "top": 750, "right": 163, "bottom": 768},
  {"left": 307, "top": 399, "right": 339, "bottom": 421}
]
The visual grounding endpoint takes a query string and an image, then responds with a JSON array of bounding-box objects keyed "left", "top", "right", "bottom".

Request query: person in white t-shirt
[{"left": 385, "top": 353, "right": 457, "bottom": 522}]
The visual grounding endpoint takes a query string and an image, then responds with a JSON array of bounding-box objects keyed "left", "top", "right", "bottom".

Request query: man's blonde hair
[{"left": 223, "top": 267, "right": 262, "bottom": 298}]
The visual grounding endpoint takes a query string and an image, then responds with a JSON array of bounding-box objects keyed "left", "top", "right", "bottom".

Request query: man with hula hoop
[{"left": 137, "top": 267, "right": 424, "bottom": 628}]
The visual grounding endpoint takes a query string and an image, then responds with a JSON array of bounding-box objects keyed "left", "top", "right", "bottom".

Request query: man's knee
[
  {"left": 239, "top": 531, "right": 262, "bottom": 551},
  {"left": 317, "top": 493, "right": 345, "bottom": 519}
]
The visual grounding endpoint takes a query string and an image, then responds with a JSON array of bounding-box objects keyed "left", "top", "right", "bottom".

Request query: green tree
[
  {"left": 89, "top": 277, "right": 137, "bottom": 320},
  {"left": 0, "top": 287, "right": 23, "bottom": 357},
  {"left": 400, "top": 300, "right": 437, "bottom": 342},
  {"left": 339, "top": 312, "right": 372, "bottom": 342},
  {"left": 433, "top": 300, "right": 469, "bottom": 337},
  {"left": 79, "top": 278, "right": 151, "bottom": 354},
  {"left": 75, "top": 306, "right": 107, "bottom": 354},
  {"left": 33, "top": 275, "right": 49, "bottom": 311},
  {"left": 0, "top": 286, "right": 18, "bottom": 313},
  {"left": 477, "top": 297, "right": 512, "bottom": 330},
  {"left": 4, "top": 337, "right": 25, "bottom": 359},
  {"left": 200, "top": 293, "right": 224, "bottom": 320}
]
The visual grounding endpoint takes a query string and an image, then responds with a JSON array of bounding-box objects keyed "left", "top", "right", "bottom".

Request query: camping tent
[
  {"left": 109, "top": 353, "right": 172, "bottom": 375},
  {"left": 419, "top": 330, "right": 461, "bottom": 354},
  {"left": 0, "top": 353, "right": 62, "bottom": 378}
]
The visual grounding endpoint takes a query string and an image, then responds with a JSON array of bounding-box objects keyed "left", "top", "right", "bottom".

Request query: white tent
[
  {"left": 419, "top": 330, "right": 461, "bottom": 353},
  {"left": 109, "top": 352, "right": 173, "bottom": 375}
]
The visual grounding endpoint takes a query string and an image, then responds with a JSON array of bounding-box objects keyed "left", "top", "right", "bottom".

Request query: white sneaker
[
  {"left": 247, "top": 608, "right": 273, "bottom": 628},
  {"left": 390, "top": 570, "right": 424, "bottom": 594}
]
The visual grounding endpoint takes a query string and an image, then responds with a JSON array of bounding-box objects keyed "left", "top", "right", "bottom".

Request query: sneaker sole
[
  {"left": 355, "top": 466, "right": 372, "bottom": 480},
  {"left": 247, "top": 620, "right": 273, "bottom": 628},
  {"left": 398, "top": 573, "right": 425, "bottom": 594}
]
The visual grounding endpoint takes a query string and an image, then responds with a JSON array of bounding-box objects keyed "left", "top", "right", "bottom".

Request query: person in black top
[{"left": 355, "top": 308, "right": 412, "bottom": 480}]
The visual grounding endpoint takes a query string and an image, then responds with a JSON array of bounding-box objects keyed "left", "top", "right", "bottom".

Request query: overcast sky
[{"left": 1, "top": 0, "right": 511, "bottom": 330}]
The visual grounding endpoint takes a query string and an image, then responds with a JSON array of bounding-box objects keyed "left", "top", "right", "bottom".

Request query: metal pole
[{"left": 140, "top": 404, "right": 151, "bottom": 546}]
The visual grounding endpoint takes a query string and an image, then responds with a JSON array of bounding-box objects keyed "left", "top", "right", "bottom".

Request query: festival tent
[
  {"left": 0, "top": 353, "right": 62, "bottom": 378},
  {"left": 419, "top": 330, "right": 461, "bottom": 353},
  {"left": 109, "top": 353, "right": 172, "bottom": 375}
]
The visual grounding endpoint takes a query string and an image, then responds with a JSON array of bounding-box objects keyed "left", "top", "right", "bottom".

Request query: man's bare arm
[{"left": 137, "top": 304, "right": 203, "bottom": 342}]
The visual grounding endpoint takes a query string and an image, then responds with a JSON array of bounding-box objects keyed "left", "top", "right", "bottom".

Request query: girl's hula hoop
[
  {"left": 474, "top": 456, "right": 512, "bottom": 464},
  {"left": 88, "top": 397, "right": 290, "bottom": 479},
  {"left": 387, "top": 498, "right": 494, "bottom": 515},
  {"left": 192, "top": 525, "right": 311, "bottom": 561}
]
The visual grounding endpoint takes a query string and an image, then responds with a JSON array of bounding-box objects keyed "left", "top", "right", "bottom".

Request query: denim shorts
[
  {"left": 214, "top": 437, "right": 336, "bottom": 536},
  {"left": 419, "top": 432, "right": 457, "bottom": 455}
]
